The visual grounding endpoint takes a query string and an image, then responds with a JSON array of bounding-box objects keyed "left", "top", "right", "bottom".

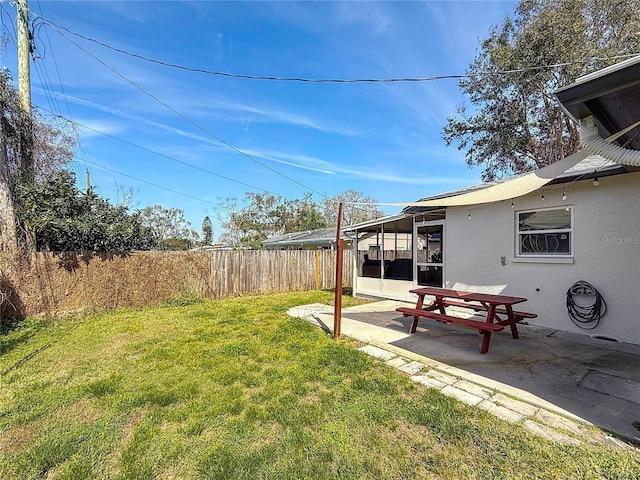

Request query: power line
[
  {"left": 31, "top": 50, "right": 85, "bottom": 183},
  {"left": 38, "top": 105, "right": 386, "bottom": 221},
  {"left": 40, "top": 104, "right": 387, "bottom": 221},
  {"left": 0, "top": 3, "right": 17, "bottom": 51},
  {"left": 33, "top": 63, "right": 83, "bottom": 181},
  {"left": 40, "top": 19, "right": 329, "bottom": 199},
  {"left": 33, "top": 0, "right": 89, "bottom": 188},
  {"left": 34, "top": 16, "right": 640, "bottom": 84},
  {"left": 37, "top": 105, "right": 298, "bottom": 199},
  {"left": 80, "top": 157, "right": 220, "bottom": 207},
  {"left": 34, "top": 18, "right": 377, "bottom": 218}
]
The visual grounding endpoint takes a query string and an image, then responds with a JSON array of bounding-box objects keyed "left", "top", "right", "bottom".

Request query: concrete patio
[{"left": 288, "top": 300, "right": 640, "bottom": 448}]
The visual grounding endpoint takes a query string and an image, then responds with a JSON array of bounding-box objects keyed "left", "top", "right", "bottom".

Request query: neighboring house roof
[
  {"left": 192, "top": 244, "right": 235, "bottom": 251},
  {"left": 262, "top": 227, "right": 349, "bottom": 249}
]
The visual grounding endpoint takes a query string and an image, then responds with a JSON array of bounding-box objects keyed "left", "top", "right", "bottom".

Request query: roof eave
[
  {"left": 342, "top": 213, "right": 411, "bottom": 232},
  {"left": 554, "top": 55, "right": 640, "bottom": 121}
]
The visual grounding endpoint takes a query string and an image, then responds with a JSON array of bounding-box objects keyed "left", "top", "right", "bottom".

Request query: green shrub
[{"left": 162, "top": 289, "right": 203, "bottom": 307}]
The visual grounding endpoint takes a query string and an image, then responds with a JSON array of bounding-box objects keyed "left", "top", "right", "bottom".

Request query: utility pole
[
  {"left": 16, "top": 0, "right": 31, "bottom": 115},
  {"left": 16, "top": 0, "right": 33, "bottom": 185},
  {"left": 0, "top": 1, "right": 29, "bottom": 254}
]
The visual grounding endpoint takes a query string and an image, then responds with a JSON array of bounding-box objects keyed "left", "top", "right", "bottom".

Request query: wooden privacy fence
[
  {"left": 0, "top": 249, "right": 353, "bottom": 318},
  {"left": 209, "top": 250, "right": 352, "bottom": 298}
]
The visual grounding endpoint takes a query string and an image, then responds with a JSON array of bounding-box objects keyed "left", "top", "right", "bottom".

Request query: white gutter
[{"left": 580, "top": 116, "right": 640, "bottom": 167}]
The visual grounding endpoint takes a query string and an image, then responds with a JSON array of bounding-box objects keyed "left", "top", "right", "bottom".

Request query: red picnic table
[{"left": 397, "top": 287, "right": 537, "bottom": 354}]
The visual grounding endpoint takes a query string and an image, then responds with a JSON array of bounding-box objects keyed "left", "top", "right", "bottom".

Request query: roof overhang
[
  {"left": 555, "top": 55, "right": 640, "bottom": 165},
  {"left": 343, "top": 213, "right": 415, "bottom": 233}
]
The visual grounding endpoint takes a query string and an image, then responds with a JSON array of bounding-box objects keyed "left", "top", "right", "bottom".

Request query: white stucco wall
[{"left": 444, "top": 172, "right": 640, "bottom": 345}]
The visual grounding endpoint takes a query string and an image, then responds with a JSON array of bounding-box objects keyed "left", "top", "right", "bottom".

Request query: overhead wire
[
  {"left": 32, "top": 64, "right": 82, "bottom": 180},
  {"left": 0, "top": 2, "right": 85, "bottom": 184},
  {"left": 80, "top": 158, "right": 220, "bottom": 207},
  {"left": 3, "top": 3, "right": 260, "bottom": 212},
  {"left": 32, "top": 24, "right": 384, "bottom": 219},
  {"left": 31, "top": 50, "right": 85, "bottom": 183},
  {"left": 8, "top": 6, "right": 365, "bottom": 227},
  {"left": 33, "top": 0, "right": 89, "bottom": 188},
  {"left": 31, "top": 15, "right": 635, "bottom": 200},
  {"left": 30, "top": 51, "right": 81, "bottom": 178},
  {"left": 0, "top": 4, "right": 516, "bottom": 222},
  {"left": 0, "top": 3, "right": 16, "bottom": 52},
  {"left": 33, "top": 107, "right": 319, "bottom": 216},
  {"left": 27, "top": 11, "right": 620, "bottom": 219},
  {"left": 33, "top": 16, "right": 640, "bottom": 84},
  {"left": 36, "top": 105, "right": 297, "bottom": 199},
  {"left": 40, "top": 19, "right": 329, "bottom": 200}
]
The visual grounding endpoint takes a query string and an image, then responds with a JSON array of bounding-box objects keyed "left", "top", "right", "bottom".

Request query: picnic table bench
[
  {"left": 397, "top": 287, "right": 537, "bottom": 354},
  {"left": 439, "top": 299, "right": 538, "bottom": 320}
]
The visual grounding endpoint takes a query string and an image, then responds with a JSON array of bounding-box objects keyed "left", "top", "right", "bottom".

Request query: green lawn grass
[{"left": 1, "top": 290, "right": 638, "bottom": 479}]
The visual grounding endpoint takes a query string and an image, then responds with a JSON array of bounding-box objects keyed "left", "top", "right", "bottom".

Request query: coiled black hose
[{"left": 566, "top": 281, "right": 607, "bottom": 329}]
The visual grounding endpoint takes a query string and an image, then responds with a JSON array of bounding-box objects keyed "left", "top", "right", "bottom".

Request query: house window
[{"left": 517, "top": 207, "right": 572, "bottom": 256}]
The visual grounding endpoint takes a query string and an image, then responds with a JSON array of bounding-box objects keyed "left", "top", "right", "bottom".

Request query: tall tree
[
  {"left": 218, "top": 192, "right": 289, "bottom": 249},
  {"left": 321, "top": 190, "right": 384, "bottom": 227},
  {"left": 217, "top": 190, "right": 381, "bottom": 248},
  {"left": 216, "top": 197, "right": 243, "bottom": 247},
  {"left": 442, "top": 0, "right": 640, "bottom": 181},
  {"left": 17, "top": 171, "right": 153, "bottom": 251},
  {"left": 138, "top": 205, "right": 198, "bottom": 250},
  {"left": 217, "top": 192, "right": 329, "bottom": 248},
  {"left": 288, "top": 192, "right": 327, "bottom": 233},
  {"left": 201, "top": 216, "right": 213, "bottom": 245}
]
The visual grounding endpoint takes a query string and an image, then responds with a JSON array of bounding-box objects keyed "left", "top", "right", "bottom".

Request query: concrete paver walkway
[{"left": 288, "top": 301, "right": 640, "bottom": 449}]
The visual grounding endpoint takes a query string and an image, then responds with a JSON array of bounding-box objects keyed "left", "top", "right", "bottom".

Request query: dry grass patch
[
  {"left": 52, "top": 398, "right": 104, "bottom": 425},
  {"left": 0, "top": 421, "right": 39, "bottom": 455}
]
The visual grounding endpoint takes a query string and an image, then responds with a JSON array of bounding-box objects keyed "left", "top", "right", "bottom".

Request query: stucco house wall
[{"left": 444, "top": 172, "right": 640, "bottom": 344}]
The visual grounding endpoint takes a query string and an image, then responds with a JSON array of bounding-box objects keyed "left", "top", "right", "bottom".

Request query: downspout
[{"left": 580, "top": 116, "right": 640, "bottom": 166}]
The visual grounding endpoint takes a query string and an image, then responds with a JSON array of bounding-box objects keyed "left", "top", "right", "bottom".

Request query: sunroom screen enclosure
[{"left": 347, "top": 209, "right": 446, "bottom": 301}]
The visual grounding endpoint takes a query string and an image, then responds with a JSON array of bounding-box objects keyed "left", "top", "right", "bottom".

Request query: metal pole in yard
[{"left": 333, "top": 202, "right": 344, "bottom": 339}]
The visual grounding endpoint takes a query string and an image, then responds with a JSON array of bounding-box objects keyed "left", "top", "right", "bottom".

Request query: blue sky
[{"left": 0, "top": 0, "right": 516, "bottom": 240}]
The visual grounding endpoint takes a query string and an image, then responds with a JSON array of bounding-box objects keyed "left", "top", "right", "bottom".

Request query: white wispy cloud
[
  {"left": 51, "top": 92, "right": 227, "bottom": 146},
  {"left": 75, "top": 119, "right": 126, "bottom": 137},
  {"left": 241, "top": 147, "right": 475, "bottom": 186},
  {"left": 200, "top": 97, "right": 360, "bottom": 136}
]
